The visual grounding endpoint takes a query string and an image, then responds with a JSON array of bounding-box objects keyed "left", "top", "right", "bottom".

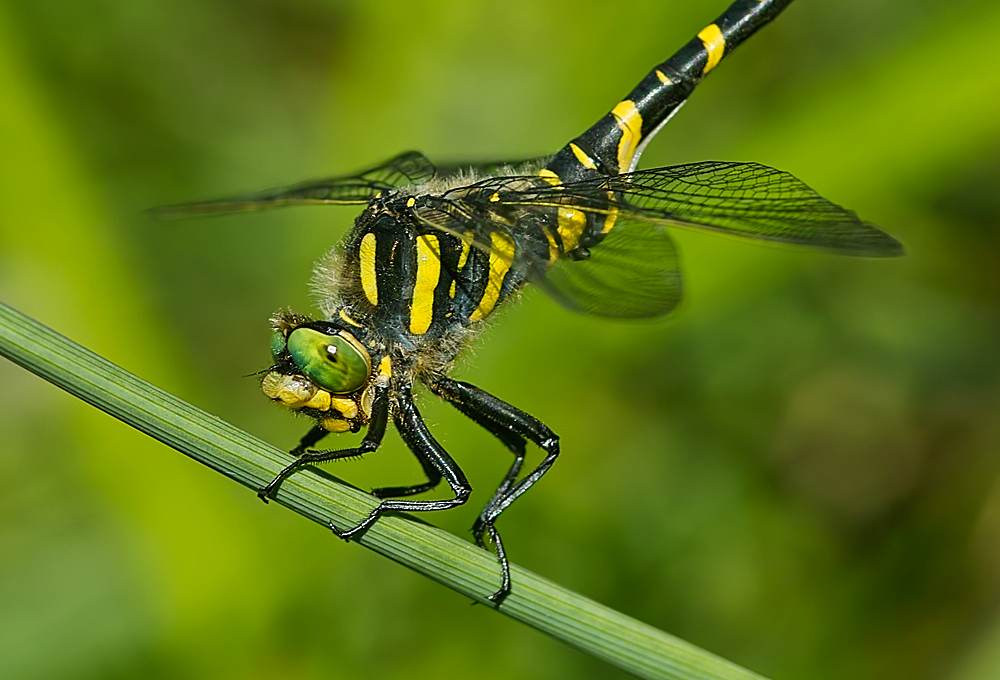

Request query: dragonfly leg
[
  {"left": 431, "top": 377, "right": 559, "bottom": 605},
  {"left": 257, "top": 387, "right": 389, "bottom": 503},
  {"left": 332, "top": 385, "right": 472, "bottom": 542},
  {"left": 290, "top": 424, "right": 330, "bottom": 456}
]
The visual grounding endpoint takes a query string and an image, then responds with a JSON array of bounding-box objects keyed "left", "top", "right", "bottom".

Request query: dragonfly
[{"left": 155, "top": 0, "right": 902, "bottom": 605}]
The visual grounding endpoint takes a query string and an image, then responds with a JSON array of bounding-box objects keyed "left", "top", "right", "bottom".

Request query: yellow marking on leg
[
  {"left": 611, "top": 100, "right": 643, "bottom": 172},
  {"left": 409, "top": 235, "right": 441, "bottom": 335},
  {"left": 697, "top": 24, "right": 725, "bottom": 73},
  {"left": 406, "top": 197, "right": 416, "bottom": 207},
  {"left": 379, "top": 356, "right": 392, "bottom": 379},
  {"left": 538, "top": 168, "right": 562, "bottom": 186},
  {"left": 359, "top": 232, "right": 379, "bottom": 305},
  {"left": 489, "top": 192, "right": 500, "bottom": 202},
  {"left": 558, "top": 207, "right": 587, "bottom": 252},
  {"left": 569, "top": 143, "right": 597, "bottom": 170},
  {"left": 469, "top": 232, "right": 515, "bottom": 322},
  {"left": 655, "top": 69, "right": 671, "bottom": 84}
]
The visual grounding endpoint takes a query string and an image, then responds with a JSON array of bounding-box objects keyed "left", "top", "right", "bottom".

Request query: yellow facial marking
[
  {"left": 359, "top": 232, "right": 378, "bottom": 305},
  {"left": 330, "top": 396, "right": 358, "bottom": 419},
  {"left": 538, "top": 168, "right": 562, "bottom": 186},
  {"left": 489, "top": 192, "right": 500, "bottom": 202},
  {"left": 469, "top": 231, "right": 515, "bottom": 322},
  {"left": 697, "top": 24, "right": 725, "bottom": 73},
  {"left": 303, "top": 390, "right": 331, "bottom": 411},
  {"left": 409, "top": 235, "right": 441, "bottom": 335},
  {"left": 655, "top": 69, "right": 671, "bottom": 84},
  {"left": 611, "top": 100, "right": 643, "bottom": 171},
  {"left": 406, "top": 197, "right": 416, "bottom": 208},
  {"left": 261, "top": 372, "right": 318, "bottom": 409},
  {"left": 320, "top": 417, "right": 351, "bottom": 433},
  {"left": 339, "top": 309, "right": 361, "bottom": 327},
  {"left": 569, "top": 143, "right": 597, "bottom": 170},
  {"left": 557, "top": 207, "right": 587, "bottom": 252}
]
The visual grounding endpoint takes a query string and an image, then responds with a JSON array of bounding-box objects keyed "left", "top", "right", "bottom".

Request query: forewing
[
  {"left": 150, "top": 151, "right": 436, "bottom": 218},
  {"left": 595, "top": 162, "right": 903, "bottom": 255}
]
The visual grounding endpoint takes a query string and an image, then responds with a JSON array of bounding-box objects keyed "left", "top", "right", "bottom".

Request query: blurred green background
[{"left": 1, "top": 0, "right": 999, "bottom": 678}]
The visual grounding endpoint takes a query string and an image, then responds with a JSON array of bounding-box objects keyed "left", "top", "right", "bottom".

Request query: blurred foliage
[{"left": 1, "top": 0, "right": 999, "bottom": 678}]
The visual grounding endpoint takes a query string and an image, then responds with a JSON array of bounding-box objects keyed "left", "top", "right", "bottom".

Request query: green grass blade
[{"left": 0, "top": 299, "right": 767, "bottom": 680}]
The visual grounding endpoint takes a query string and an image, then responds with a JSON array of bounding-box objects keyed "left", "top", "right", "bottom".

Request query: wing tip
[{"left": 851, "top": 224, "right": 906, "bottom": 258}]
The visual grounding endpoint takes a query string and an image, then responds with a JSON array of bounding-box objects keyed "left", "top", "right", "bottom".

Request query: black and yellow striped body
[
  {"left": 535, "top": 0, "right": 795, "bottom": 259},
  {"left": 156, "top": 0, "right": 902, "bottom": 605},
  {"left": 546, "top": 0, "right": 793, "bottom": 183},
  {"left": 331, "top": 0, "right": 797, "bottom": 352},
  {"left": 335, "top": 195, "right": 547, "bottom": 362}
]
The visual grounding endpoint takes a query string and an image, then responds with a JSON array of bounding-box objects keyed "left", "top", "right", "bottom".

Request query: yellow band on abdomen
[{"left": 698, "top": 24, "right": 725, "bottom": 74}]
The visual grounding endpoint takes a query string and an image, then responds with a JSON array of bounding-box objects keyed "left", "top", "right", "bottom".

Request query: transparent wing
[
  {"left": 472, "top": 161, "right": 903, "bottom": 256},
  {"left": 541, "top": 219, "right": 683, "bottom": 318},
  {"left": 150, "top": 151, "right": 436, "bottom": 219},
  {"left": 596, "top": 162, "right": 903, "bottom": 255}
]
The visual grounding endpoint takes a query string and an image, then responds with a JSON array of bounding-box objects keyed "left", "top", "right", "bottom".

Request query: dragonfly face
[
  {"left": 154, "top": 0, "right": 903, "bottom": 605},
  {"left": 262, "top": 314, "right": 387, "bottom": 434}
]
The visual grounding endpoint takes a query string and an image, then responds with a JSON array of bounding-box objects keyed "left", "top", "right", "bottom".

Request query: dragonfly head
[{"left": 261, "top": 310, "right": 384, "bottom": 432}]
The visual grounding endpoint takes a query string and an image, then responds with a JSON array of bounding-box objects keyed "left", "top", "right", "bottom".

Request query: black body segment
[
  {"left": 545, "top": 0, "right": 795, "bottom": 183},
  {"left": 158, "top": 0, "right": 904, "bottom": 606}
]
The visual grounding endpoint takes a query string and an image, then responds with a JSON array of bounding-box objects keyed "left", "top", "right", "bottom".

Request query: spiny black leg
[
  {"left": 433, "top": 387, "right": 528, "bottom": 549},
  {"left": 483, "top": 523, "right": 511, "bottom": 604},
  {"left": 331, "top": 385, "right": 472, "bottom": 542},
  {"left": 370, "top": 424, "right": 444, "bottom": 499},
  {"left": 258, "top": 387, "right": 389, "bottom": 502},
  {"left": 291, "top": 424, "right": 330, "bottom": 456},
  {"left": 432, "top": 377, "right": 559, "bottom": 603}
]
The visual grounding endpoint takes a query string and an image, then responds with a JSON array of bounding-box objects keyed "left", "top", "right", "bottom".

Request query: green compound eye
[
  {"left": 270, "top": 330, "right": 287, "bottom": 361},
  {"left": 286, "top": 327, "right": 371, "bottom": 394}
]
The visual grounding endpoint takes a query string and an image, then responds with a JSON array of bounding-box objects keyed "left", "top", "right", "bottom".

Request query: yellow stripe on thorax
[
  {"left": 569, "top": 143, "right": 597, "bottom": 170},
  {"left": 697, "top": 24, "right": 725, "bottom": 73},
  {"left": 409, "top": 235, "right": 440, "bottom": 335},
  {"left": 359, "top": 232, "right": 378, "bottom": 305},
  {"left": 449, "top": 234, "right": 472, "bottom": 298},
  {"left": 469, "top": 231, "right": 515, "bottom": 322},
  {"left": 611, "top": 100, "right": 643, "bottom": 171}
]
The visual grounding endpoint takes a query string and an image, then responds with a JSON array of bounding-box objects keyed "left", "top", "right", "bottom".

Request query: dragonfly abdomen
[{"left": 544, "top": 0, "right": 794, "bottom": 184}]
